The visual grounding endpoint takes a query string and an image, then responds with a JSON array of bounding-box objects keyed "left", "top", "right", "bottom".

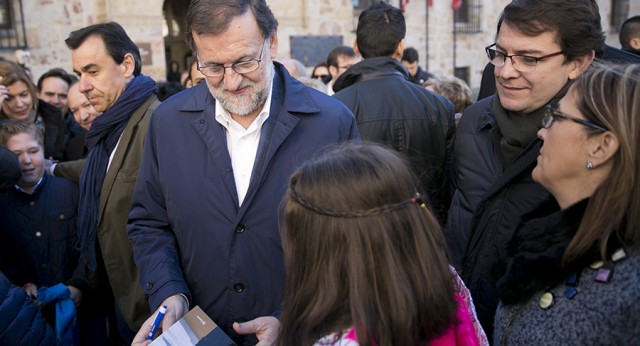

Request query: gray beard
[{"left": 208, "top": 59, "right": 275, "bottom": 117}]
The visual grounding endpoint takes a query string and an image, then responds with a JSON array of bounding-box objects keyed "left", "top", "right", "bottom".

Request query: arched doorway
[{"left": 163, "top": 0, "right": 191, "bottom": 82}]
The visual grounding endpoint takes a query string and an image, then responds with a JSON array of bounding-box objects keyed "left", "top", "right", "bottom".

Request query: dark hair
[
  {"left": 36, "top": 68, "right": 74, "bottom": 92},
  {"left": 402, "top": 47, "right": 419, "bottom": 63},
  {"left": 620, "top": 16, "right": 640, "bottom": 51},
  {"left": 184, "top": 58, "right": 197, "bottom": 87},
  {"left": 356, "top": 2, "right": 405, "bottom": 59},
  {"left": 497, "top": 0, "right": 605, "bottom": 61},
  {"left": 65, "top": 21, "right": 142, "bottom": 76},
  {"left": 0, "top": 119, "right": 44, "bottom": 147},
  {"left": 186, "top": 0, "right": 278, "bottom": 52},
  {"left": 279, "top": 142, "right": 456, "bottom": 345},
  {"left": 326, "top": 46, "right": 356, "bottom": 68},
  {"left": 562, "top": 62, "right": 640, "bottom": 265},
  {"left": 311, "top": 62, "right": 327, "bottom": 77}
]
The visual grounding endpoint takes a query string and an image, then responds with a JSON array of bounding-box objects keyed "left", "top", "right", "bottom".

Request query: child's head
[
  {"left": 280, "top": 142, "right": 456, "bottom": 345},
  {"left": 0, "top": 120, "right": 44, "bottom": 193}
]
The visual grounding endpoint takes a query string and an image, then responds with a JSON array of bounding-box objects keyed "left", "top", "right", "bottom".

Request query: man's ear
[
  {"left": 328, "top": 65, "right": 338, "bottom": 79},
  {"left": 121, "top": 53, "right": 136, "bottom": 78},
  {"left": 568, "top": 49, "right": 595, "bottom": 80},
  {"left": 269, "top": 30, "right": 279, "bottom": 60},
  {"left": 393, "top": 39, "right": 405, "bottom": 61},
  {"left": 353, "top": 39, "right": 360, "bottom": 57},
  {"left": 589, "top": 131, "right": 619, "bottom": 168}
]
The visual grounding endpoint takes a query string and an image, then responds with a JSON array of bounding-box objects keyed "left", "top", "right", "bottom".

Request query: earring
[{"left": 586, "top": 161, "right": 594, "bottom": 169}]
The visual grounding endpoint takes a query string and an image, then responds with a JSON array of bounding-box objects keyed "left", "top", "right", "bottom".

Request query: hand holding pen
[
  {"left": 132, "top": 294, "right": 190, "bottom": 346},
  {"left": 146, "top": 305, "right": 167, "bottom": 340}
]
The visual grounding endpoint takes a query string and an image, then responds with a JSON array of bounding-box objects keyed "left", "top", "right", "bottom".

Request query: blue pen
[{"left": 146, "top": 305, "right": 168, "bottom": 340}]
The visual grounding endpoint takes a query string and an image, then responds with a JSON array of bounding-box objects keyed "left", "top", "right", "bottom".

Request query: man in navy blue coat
[{"left": 127, "top": 1, "right": 358, "bottom": 345}]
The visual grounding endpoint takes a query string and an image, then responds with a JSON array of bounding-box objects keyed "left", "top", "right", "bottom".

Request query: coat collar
[
  {"left": 332, "top": 56, "right": 410, "bottom": 92},
  {"left": 185, "top": 63, "right": 316, "bottom": 216},
  {"left": 494, "top": 198, "right": 598, "bottom": 305}
]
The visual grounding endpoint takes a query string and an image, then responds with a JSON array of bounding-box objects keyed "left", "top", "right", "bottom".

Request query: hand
[
  {"left": 22, "top": 282, "right": 37, "bottom": 300},
  {"left": 67, "top": 285, "right": 82, "bottom": 306},
  {"left": 132, "top": 294, "right": 189, "bottom": 345},
  {"left": 233, "top": 316, "right": 280, "bottom": 346}
]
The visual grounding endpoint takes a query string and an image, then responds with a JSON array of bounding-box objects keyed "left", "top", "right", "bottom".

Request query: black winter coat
[
  {"left": 333, "top": 57, "right": 456, "bottom": 224},
  {"left": 445, "top": 96, "right": 552, "bottom": 337},
  {"left": 0, "top": 174, "right": 81, "bottom": 289},
  {"left": 38, "top": 100, "right": 69, "bottom": 161}
]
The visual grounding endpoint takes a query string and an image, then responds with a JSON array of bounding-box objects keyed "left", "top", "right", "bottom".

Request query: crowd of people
[{"left": 1, "top": 0, "right": 639, "bottom": 345}]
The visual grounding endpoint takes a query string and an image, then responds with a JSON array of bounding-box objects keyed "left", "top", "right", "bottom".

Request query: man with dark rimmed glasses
[
  {"left": 445, "top": 0, "right": 604, "bottom": 339},
  {"left": 127, "top": 1, "right": 358, "bottom": 345}
]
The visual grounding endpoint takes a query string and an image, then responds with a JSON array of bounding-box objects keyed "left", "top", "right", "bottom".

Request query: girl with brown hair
[{"left": 279, "top": 143, "right": 486, "bottom": 346}]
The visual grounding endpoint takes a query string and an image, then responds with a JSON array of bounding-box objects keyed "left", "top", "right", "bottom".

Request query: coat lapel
[
  {"left": 239, "top": 64, "right": 317, "bottom": 215},
  {"left": 99, "top": 95, "right": 154, "bottom": 217},
  {"left": 185, "top": 85, "right": 239, "bottom": 207}
]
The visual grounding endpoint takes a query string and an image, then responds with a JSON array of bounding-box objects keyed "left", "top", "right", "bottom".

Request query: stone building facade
[{"left": 0, "top": 0, "right": 637, "bottom": 93}]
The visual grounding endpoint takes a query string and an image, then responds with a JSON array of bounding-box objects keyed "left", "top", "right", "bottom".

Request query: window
[
  {"left": 610, "top": 0, "right": 630, "bottom": 31},
  {"left": 454, "top": 0, "right": 482, "bottom": 33},
  {"left": 454, "top": 67, "right": 469, "bottom": 85},
  {"left": 0, "top": 0, "right": 27, "bottom": 49}
]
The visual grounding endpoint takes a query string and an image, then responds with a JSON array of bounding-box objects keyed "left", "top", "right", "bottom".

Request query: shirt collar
[
  {"left": 215, "top": 80, "right": 274, "bottom": 132},
  {"left": 15, "top": 175, "right": 44, "bottom": 194}
]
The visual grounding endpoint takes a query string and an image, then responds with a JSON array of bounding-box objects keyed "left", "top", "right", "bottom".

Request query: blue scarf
[
  {"left": 76, "top": 75, "right": 156, "bottom": 270},
  {"left": 37, "top": 284, "right": 78, "bottom": 346}
]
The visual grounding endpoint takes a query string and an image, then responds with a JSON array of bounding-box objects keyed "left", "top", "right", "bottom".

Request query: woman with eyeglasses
[{"left": 492, "top": 62, "right": 640, "bottom": 345}]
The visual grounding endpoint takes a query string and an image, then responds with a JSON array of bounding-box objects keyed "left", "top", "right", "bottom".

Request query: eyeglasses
[
  {"left": 485, "top": 43, "right": 564, "bottom": 72},
  {"left": 312, "top": 74, "right": 329, "bottom": 79},
  {"left": 543, "top": 105, "right": 607, "bottom": 132},
  {"left": 197, "top": 40, "right": 266, "bottom": 77}
]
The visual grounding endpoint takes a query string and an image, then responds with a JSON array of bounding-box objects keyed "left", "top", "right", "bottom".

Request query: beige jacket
[{"left": 56, "top": 94, "right": 161, "bottom": 330}]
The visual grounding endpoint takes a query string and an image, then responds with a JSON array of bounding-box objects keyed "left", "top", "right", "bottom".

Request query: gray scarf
[{"left": 493, "top": 82, "right": 571, "bottom": 167}]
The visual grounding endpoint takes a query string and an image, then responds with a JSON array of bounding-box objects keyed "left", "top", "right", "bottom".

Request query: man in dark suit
[{"left": 128, "top": 1, "right": 359, "bottom": 345}]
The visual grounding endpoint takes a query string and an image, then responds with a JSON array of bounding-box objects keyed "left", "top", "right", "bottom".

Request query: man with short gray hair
[{"left": 128, "top": 0, "right": 358, "bottom": 344}]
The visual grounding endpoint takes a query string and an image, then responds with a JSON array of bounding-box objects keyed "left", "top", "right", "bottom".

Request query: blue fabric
[
  {"left": 128, "top": 63, "right": 359, "bottom": 344},
  {"left": 0, "top": 272, "right": 57, "bottom": 345},
  {"left": 37, "top": 284, "right": 78, "bottom": 346},
  {"left": 76, "top": 75, "right": 157, "bottom": 270}
]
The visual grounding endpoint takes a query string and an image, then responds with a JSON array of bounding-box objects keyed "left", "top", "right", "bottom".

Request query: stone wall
[
  {"left": 3, "top": 0, "right": 637, "bottom": 90},
  {"left": 2, "top": 0, "right": 166, "bottom": 82}
]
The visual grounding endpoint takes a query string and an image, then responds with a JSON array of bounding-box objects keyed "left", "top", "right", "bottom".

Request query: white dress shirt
[{"left": 215, "top": 82, "right": 273, "bottom": 206}]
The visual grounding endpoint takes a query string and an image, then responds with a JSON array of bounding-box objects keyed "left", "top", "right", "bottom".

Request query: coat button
[
  {"left": 233, "top": 283, "right": 245, "bottom": 293},
  {"left": 234, "top": 224, "right": 245, "bottom": 233},
  {"left": 200, "top": 119, "right": 205, "bottom": 124},
  {"left": 146, "top": 283, "right": 153, "bottom": 290},
  {"left": 35, "top": 231, "right": 42, "bottom": 237},
  {"left": 59, "top": 214, "right": 65, "bottom": 220},
  {"left": 30, "top": 201, "right": 35, "bottom": 207},
  {"left": 41, "top": 263, "right": 48, "bottom": 269}
]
